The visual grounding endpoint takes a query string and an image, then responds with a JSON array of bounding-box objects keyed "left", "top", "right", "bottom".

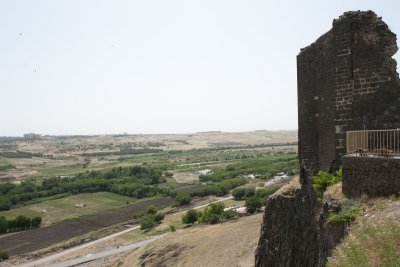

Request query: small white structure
[
  {"left": 223, "top": 205, "right": 247, "bottom": 214},
  {"left": 273, "top": 172, "right": 288, "bottom": 179},
  {"left": 235, "top": 207, "right": 247, "bottom": 214},
  {"left": 198, "top": 169, "right": 212, "bottom": 175}
]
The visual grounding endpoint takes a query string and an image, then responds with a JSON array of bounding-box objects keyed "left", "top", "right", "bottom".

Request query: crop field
[
  {"left": 0, "top": 157, "right": 13, "bottom": 171},
  {"left": 0, "top": 197, "right": 174, "bottom": 256},
  {"left": 0, "top": 192, "right": 138, "bottom": 226}
]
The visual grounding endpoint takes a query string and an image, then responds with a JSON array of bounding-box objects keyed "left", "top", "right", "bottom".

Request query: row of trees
[
  {"left": 0, "top": 166, "right": 169, "bottom": 211},
  {"left": 0, "top": 215, "right": 42, "bottom": 234},
  {"left": 190, "top": 178, "right": 247, "bottom": 198},
  {"left": 232, "top": 186, "right": 279, "bottom": 203}
]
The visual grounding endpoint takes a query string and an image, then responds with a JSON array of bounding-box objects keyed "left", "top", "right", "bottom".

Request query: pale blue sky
[{"left": 1, "top": 1, "right": 399, "bottom": 136}]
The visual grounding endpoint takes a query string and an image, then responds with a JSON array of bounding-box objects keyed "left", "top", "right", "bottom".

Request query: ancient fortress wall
[
  {"left": 256, "top": 11, "right": 400, "bottom": 267},
  {"left": 298, "top": 11, "right": 400, "bottom": 178}
]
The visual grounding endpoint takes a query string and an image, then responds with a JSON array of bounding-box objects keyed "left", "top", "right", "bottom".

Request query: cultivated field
[
  {"left": 0, "top": 192, "right": 138, "bottom": 226},
  {"left": 0, "top": 198, "right": 174, "bottom": 256},
  {"left": 0, "top": 130, "right": 297, "bottom": 180}
]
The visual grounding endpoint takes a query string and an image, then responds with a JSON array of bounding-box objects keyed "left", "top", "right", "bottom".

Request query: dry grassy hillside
[{"left": 110, "top": 213, "right": 263, "bottom": 267}]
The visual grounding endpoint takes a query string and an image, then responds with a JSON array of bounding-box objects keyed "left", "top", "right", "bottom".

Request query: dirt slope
[{"left": 110, "top": 213, "right": 263, "bottom": 267}]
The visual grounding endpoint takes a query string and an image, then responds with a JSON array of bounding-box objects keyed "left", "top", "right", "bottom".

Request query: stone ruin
[
  {"left": 297, "top": 10, "right": 400, "bottom": 179},
  {"left": 256, "top": 11, "right": 400, "bottom": 267}
]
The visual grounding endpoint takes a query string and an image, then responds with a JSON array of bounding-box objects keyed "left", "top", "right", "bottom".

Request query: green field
[
  {"left": 0, "top": 192, "right": 138, "bottom": 226},
  {"left": 0, "top": 157, "right": 13, "bottom": 171}
]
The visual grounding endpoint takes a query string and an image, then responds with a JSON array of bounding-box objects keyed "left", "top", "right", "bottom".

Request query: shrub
[
  {"left": 169, "top": 225, "right": 176, "bottom": 232},
  {"left": 245, "top": 187, "right": 256, "bottom": 198},
  {"left": 327, "top": 200, "right": 360, "bottom": 224},
  {"left": 175, "top": 193, "right": 191, "bottom": 206},
  {"left": 209, "top": 202, "right": 225, "bottom": 215},
  {"left": 0, "top": 217, "right": 7, "bottom": 234},
  {"left": 0, "top": 200, "right": 11, "bottom": 211},
  {"left": 223, "top": 209, "right": 238, "bottom": 220},
  {"left": 209, "top": 214, "right": 220, "bottom": 224},
  {"left": 182, "top": 209, "right": 198, "bottom": 224},
  {"left": 31, "top": 216, "right": 42, "bottom": 228},
  {"left": 139, "top": 215, "right": 157, "bottom": 230},
  {"left": 232, "top": 187, "right": 246, "bottom": 200},
  {"left": 147, "top": 205, "right": 158, "bottom": 214},
  {"left": 0, "top": 250, "right": 8, "bottom": 261},
  {"left": 256, "top": 186, "right": 280, "bottom": 202},
  {"left": 154, "top": 212, "right": 165, "bottom": 222},
  {"left": 232, "top": 187, "right": 257, "bottom": 200},
  {"left": 198, "top": 202, "right": 225, "bottom": 224},
  {"left": 245, "top": 196, "right": 262, "bottom": 214},
  {"left": 313, "top": 169, "right": 342, "bottom": 198}
]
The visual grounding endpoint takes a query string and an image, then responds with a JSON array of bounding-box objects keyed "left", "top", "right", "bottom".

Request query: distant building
[{"left": 23, "top": 133, "right": 41, "bottom": 140}]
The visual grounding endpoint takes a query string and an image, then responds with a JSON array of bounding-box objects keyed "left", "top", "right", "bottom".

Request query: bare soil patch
[{"left": 173, "top": 172, "right": 199, "bottom": 183}]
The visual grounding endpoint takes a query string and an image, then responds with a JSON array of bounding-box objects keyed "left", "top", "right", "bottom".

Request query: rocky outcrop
[
  {"left": 255, "top": 178, "right": 349, "bottom": 267},
  {"left": 255, "top": 179, "right": 319, "bottom": 267}
]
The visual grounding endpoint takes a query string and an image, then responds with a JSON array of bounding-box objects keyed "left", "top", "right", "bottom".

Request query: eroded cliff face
[
  {"left": 255, "top": 179, "right": 319, "bottom": 267},
  {"left": 255, "top": 178, "right": 349, "bottom": 267},
  {"left": 255, "top": 10, "right": 399, "bottom": 267}
]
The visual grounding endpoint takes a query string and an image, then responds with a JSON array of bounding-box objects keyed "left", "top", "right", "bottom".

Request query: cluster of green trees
[
  {"left": 0, "top": 166, "right": 171, "bottom": 211},
  {"left": 190, "top": 178, "right": 247, "bottom": 198},
  {"left": 0, "top": 215, "right": 42, "bottom": 234},
  {"left": 199, "top": 154, "right": 298, "bottom": 182},
  {"left": 181, "top": 197, "right": 267, "bottom": 227},
  {"left": 182, "top": 203, "right": 235, "bottom": 225},
  {"left": 232, "top": 186, "right": 279, "bottom": 204},
  {"left": 139, "top": 205, "right": 165, "bottom": 230}
]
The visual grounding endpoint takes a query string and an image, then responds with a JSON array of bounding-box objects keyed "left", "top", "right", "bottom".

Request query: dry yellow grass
[{"left": 109, "top": 213, "right": 263, "bottom": 267}]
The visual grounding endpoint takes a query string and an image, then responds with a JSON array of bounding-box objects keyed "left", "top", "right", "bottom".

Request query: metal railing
[{"left": 346, "top": 129, "right": 400, "bottom": 157}]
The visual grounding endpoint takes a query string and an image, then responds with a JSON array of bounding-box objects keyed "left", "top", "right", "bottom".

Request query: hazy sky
[{"left": 1, "top": 1, "right": 399, "bottom": 136}]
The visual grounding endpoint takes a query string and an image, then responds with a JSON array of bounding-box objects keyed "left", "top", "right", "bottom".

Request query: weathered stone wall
[
  {"left": 298, "top": 11, "right": 400, "bottom": 178},
  {"left": 342, "top": 155, "right": 400, "bottom": 197},
  {"left": 256, "top": 11, "right": 400, "bottom": 267},
  {"left": 255, "top": 180, "right": 319, "bottom": 267}
]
